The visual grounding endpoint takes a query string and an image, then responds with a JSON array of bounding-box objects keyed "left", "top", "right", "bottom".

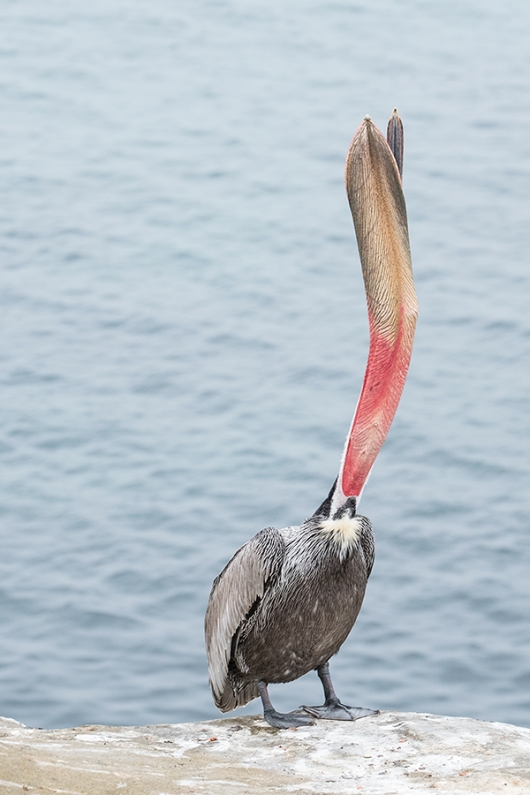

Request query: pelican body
[{"left": 205, "top": 111, "right": 418, "bottom": 729}]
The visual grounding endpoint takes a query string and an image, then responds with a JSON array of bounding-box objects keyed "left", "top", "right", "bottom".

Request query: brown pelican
[{"left": 205, "top": 110, "right": 418, "bottom": 729}]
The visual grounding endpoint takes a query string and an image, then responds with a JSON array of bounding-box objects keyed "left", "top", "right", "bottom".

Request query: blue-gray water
[{"left": 1, "top": 0, "right": 529, "bottom": 730}]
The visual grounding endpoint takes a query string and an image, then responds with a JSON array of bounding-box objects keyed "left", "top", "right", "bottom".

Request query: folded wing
[{"left": 204, "top": 527, "right": 285, "bottom": 711}]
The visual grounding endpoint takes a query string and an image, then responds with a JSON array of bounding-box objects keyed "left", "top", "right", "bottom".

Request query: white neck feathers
[{"left": 319, "top": 515, "right": 362, "bottom": 559}]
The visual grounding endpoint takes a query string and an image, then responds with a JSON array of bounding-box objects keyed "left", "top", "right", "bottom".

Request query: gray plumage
[{"left": 204, "top": 499, "right": 374, "bottom": 713}]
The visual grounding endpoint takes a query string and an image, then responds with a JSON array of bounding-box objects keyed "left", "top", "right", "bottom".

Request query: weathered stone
[{"left": 0, "top": 711, "right": 529, "bottom": 794}]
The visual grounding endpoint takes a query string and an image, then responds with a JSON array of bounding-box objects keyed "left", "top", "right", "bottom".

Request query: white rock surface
[{"left": 1, "top": 711, "right": 529, "bottom": 794}]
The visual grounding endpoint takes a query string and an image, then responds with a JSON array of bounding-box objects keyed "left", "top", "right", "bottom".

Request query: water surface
[{"left": 1, "top": 0, "right": 530, "bottom": 729}]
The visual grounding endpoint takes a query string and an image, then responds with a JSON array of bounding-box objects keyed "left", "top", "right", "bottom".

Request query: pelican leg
[
  {"left": 257, "top": 681, "right": 315, "bottom": 729},
  {"left": 301, "top": 662, "right": 378, "bottom": 721}
]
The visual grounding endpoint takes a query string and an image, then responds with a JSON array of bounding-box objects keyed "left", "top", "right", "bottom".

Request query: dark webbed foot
[
  {"left": 301, "top": 697, "right": 378, "bottom": 721},
  {"left": 303, "top": 662, "right": 379, "bottom": 721},
  {"left": 263, "top": 707, "right": 316, "bottom": 729},
  {"left": 257, "top": 680, "right": 315, "bottom": 729}
]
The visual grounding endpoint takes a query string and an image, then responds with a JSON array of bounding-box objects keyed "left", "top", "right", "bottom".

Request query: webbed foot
[
  {"left": 263, "top": 707, "right": 316, "bottom": 729},
  {"left": 301, "top": 698, "right": 378, "bottom": 721}
]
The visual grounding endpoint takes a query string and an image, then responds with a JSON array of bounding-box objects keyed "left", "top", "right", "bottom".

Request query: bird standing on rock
[{"left": 205, "top": 110, "right": 418, "bottom": 729}]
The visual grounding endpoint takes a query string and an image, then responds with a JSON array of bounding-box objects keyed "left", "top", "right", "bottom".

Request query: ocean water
[{"left": 1, "top": 0, "right": 530, "bottom": 730}]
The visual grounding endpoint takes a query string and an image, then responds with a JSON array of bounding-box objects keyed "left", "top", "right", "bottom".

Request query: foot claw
[
  {"left": 263, "top": 708, "right": 316, "bottom": 729},
  {"left": 301, "top": 700, "right": 378, "bottom": 721}
]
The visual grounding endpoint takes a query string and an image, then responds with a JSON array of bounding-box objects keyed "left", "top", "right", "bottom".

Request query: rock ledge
[{"left": 1, "top": 711, "right": 529, "bottom": 794}]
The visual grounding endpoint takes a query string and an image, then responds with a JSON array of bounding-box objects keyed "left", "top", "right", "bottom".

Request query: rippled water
[{"left": 1, "top": 0, "right": 529, "bottom": 730}]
